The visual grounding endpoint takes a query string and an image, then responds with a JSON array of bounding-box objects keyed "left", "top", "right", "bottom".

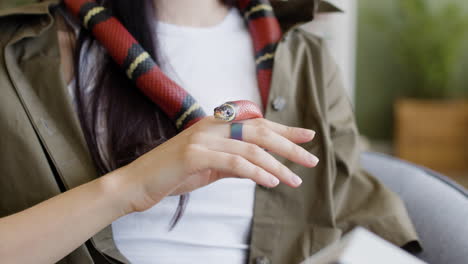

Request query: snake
[
  {"left": 214, "top": 100, "right": 263, "bottom": 122},
  {"left": 63, "top": 0, "right": 280, "bottom": 227},
  {"left": 64, "top": 0, "right": 281, "bottom": 130}
]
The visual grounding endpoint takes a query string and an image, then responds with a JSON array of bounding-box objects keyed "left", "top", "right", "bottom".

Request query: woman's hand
[{"left": 116, "top": 117, "right": 319, "bottom": 213}]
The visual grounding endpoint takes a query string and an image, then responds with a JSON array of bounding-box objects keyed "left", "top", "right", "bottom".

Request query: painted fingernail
[
  {"left": 270, "top": 176, "right": 280, "bottom": 186},
  {"left": 292, "top": 175, "right": 303, "bottom": 186}
]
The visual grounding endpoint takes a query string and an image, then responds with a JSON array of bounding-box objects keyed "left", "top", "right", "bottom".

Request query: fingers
[
  {"left": 204, "top": 116, "right": 315, "bottom": 144},
  {"left": 244, "top": 118, "right": 315, "bottom": 143},
  {"left": 242, "top": 124, "right": 319, "bottom": 168},
  {"left": 188, "top": 146, "right": 280, "bottom": 188},
  {"left": 201, "top": 116, "right": 318, "bottom": 168},
  {"left": 191, "top": 117, "right": 318, "bottom": 185},
  {"left": 203, "top": 136, "right": 303, "bottom": 187}
]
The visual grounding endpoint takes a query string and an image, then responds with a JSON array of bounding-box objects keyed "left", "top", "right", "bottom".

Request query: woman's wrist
[
  {"left": 100, "top": 162, "right": 168, "bottom": 216},
  {"left": 98, "top": 166, "right": 142, "bottom": 217}
]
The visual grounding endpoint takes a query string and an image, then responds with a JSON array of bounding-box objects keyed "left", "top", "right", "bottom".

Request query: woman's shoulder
[
  {"left": 0, "top": 0, "right": 56, "bottom": 17},
  {"left": 281, "top": 26, "right": 326, "bottom": 52},
  {"left": 277, "top": 25, "right": 340, "bottom": 88},
  {"left": 273, "top": 25, "right": 347, "bottom": 117},
  {"left": 0, "top": 1, "right": 58, "bottom": 46}
]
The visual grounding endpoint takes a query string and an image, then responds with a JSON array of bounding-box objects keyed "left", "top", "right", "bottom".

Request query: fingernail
[
  {"left": 270, "top": 176, "right": 280, "bottom": 187},
  {"left": 306, "top": 129, "right": 315, "bottom": 138},
  {"left": 309, "top": 155, "right": 319, "bottom": 166},
  {"left": 292, "top": 175, "right": 302, "bottom": 186},
  {"left": 299, "top": 128, "right": 315, "bottom": 138}
]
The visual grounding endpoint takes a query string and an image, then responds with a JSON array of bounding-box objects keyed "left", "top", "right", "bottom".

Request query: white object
[
  {"left": 112, "top": 8, "right": 258, "bottom": 264},
  {"left": 301, "top": 227, "right": 427, "bottom": 264}
]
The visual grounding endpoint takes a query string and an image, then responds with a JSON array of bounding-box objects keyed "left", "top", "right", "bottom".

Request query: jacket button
[
  {"left": 271, "top": 96, "right": 286, "bottom": 111},
  {"left": 255, "top": 256, "right": 271, "bottom": 264}
]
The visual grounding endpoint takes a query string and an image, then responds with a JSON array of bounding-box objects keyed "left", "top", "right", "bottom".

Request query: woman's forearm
[{"left": 0, "top": 169, "right": 135, "bottom": 264}]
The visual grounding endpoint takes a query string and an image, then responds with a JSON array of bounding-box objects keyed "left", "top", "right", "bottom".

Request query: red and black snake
[{"left": 64, "top": 0, "right": 282, "bottom": 129}]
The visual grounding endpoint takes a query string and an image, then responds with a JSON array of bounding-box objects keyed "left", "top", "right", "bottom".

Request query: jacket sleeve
[{"left": 321, "top": 43, "right": 422, "bottom": 253}]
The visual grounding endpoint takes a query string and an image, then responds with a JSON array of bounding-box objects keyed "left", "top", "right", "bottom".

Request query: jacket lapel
[{"left": 4, "top": 16, "right": 97, "bottom": 190}]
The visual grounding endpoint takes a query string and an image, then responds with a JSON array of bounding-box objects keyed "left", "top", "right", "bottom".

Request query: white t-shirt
[{"left": 112, "top": 8, "right": 261, "bottom": 264}]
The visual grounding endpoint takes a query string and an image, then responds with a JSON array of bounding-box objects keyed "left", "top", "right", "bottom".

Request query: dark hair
[{"left": 73, "top": 0, "right": 235, "bottom": 227}]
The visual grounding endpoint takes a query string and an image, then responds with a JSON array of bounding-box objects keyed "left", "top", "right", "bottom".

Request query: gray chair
[{"left": 361, "top": 152, "right": 468, "bottom": 264}]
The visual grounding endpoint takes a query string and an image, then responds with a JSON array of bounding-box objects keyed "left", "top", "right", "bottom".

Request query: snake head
[{"left": 214, "top": 103, "right": 237, "bottom": 122}]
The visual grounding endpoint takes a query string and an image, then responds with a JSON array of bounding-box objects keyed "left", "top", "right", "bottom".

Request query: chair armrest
[{"left": 360, "top": 152, "right": 468, "bottom": 264}]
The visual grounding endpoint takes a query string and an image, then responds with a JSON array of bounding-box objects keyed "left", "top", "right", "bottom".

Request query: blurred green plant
[{"left": 372, "top": 0, "right": 468, "bottom": 99}]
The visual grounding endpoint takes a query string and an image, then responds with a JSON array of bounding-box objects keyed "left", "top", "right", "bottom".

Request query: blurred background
[
  {"left": 356, "top": 0, "right": 468, "bottom": 188},
  {"left": 2, "top": 0, "right": 467, "bottom": 188},
  {"left": 307, "top": 0, "right": 468, "bottom": 188}
]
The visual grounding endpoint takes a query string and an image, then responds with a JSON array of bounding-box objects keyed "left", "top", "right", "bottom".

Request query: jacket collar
[
  {"left": 272, "top": 0, "right": 343, "bottom": 22},
  {"left": 0, "top": 0, "right": 55, "bottom": 17}
]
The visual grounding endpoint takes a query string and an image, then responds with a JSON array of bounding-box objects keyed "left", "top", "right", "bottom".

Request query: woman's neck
[{"left": 154, "top": 0, "right": 229, "bottom": 27}]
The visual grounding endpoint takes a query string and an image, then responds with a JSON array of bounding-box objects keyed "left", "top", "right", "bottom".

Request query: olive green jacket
[{"left": 0, "top": 1, "right": 421, "bottom": 263}]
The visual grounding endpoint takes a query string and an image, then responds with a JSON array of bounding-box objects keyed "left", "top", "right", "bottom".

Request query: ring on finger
[{"left": 230, "top": 122, "right": 243, "bottom": 141}]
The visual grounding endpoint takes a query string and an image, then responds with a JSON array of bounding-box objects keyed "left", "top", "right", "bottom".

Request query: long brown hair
[{"left": 72, "top": 0, "right": 235, "bottom": 226}]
